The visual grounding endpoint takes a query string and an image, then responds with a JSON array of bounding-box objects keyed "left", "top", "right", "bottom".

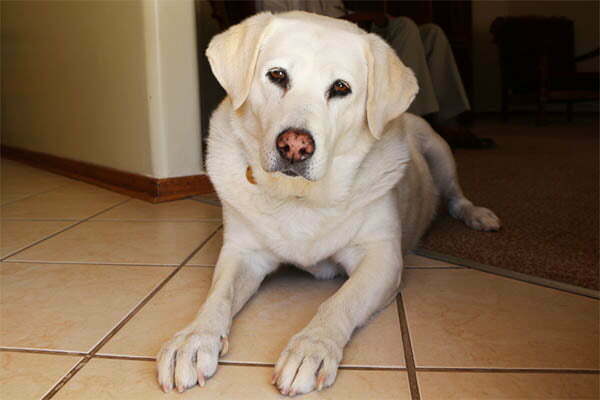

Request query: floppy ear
[
  {"left": 365, "top": 33, "right": 419, "bottom": 139},
  {"left": 205, "top": 12, "right": 274, "bottom": 110}
]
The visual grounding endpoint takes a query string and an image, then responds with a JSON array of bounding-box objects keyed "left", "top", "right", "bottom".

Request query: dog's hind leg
[{"left": 412, "top": 116, "right": 501, "bottom": 232}]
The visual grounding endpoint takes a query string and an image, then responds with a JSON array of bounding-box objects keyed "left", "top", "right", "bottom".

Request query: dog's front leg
[
  {"left": 274, "top": 241, "right": 402, "bottom": 396},
  {"left": 157, "top": 246, "right": 277, "bottom": 393}
]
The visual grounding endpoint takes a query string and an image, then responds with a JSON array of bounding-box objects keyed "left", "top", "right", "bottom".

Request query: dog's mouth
[
  {"left": 267, "top": 153, "right": 313, "bottom": 180},
  {"left": 281, "top": 169, "right": 299, "bottom": 177},
  {"left": 274, "top": 162, "right": 311, "bottom": 179}
]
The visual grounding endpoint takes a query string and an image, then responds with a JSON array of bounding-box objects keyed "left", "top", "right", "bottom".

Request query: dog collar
[{"left": 246, "top": 166, "right": 257, "bottom": 185}]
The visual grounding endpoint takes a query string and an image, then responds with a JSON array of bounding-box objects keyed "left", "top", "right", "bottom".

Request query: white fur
[{"left": 157, "top": 11, "right": 500, "bottom": 396}]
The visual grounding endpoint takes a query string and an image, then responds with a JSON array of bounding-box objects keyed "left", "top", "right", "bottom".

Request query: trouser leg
[
  {"left": 419, "top": 23, "right": 471, "bottom": 121},
  {"left": 371, "top": 17, "right": 439, "bottom": 116}
]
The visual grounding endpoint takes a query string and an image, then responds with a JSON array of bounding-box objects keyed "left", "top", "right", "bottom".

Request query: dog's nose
[{"left": 276, "top": 129, "right": 315, "bottom": 163}]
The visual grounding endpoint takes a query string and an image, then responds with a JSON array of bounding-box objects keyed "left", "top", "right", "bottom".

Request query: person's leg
[
  {"left": 371, "top": 17, "right": 439, "bottom": 117},
  {"left": 372, "top": 18, "right": 493, "bottom": 148},
  {"left": 419, "top": 23, "right": 471, "bottom": 121},
  {"left": 418, "top": 23, "right": 494, "bottom": 148}
]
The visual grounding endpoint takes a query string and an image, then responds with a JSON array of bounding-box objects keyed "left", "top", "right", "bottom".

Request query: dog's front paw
[
  {"left": 273, "top": 330, "right": 343, "bottom": 396},
  {"left": 156, "top": 329, "right": 228, "bottom": 393},
  {"left": 464, "top": 206, "right": 501, "bottom": 232}
]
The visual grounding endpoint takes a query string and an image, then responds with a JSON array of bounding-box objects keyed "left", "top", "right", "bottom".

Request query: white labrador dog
[{"left": 157, "top": 11, "right": 500, "bottom": 396}]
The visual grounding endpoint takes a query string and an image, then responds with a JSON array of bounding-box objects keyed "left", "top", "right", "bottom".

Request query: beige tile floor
[{"left": 1, "top": 159, "right": 599, "bottom": 399}]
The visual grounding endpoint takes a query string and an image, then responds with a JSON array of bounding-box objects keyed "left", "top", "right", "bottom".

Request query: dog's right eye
[{"left": 267, "top": 68, "right": 289, "bottom": 89}]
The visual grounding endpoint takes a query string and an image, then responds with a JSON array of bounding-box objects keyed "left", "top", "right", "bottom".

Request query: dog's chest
[{"left": 248, "top": 201, "right": 362, "bottom": 266}]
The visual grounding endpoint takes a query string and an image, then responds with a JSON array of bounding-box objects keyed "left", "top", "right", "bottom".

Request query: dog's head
[{"left": 206, "top": 11, "right": 417, "bottom": 182}]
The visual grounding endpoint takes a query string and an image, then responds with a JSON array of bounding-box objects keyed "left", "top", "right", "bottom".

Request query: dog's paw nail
[
  {"left": 197, "top": 373, "right": 206, "bottom": 387},
  {"left": 220, "top": 335, "right": 229, "bottom": 356},
  {"left": 289, "top": 389, "right": 297, "bottom": 396},
  {"left": 271, "top": 373, "right": 279, "bottom": 385},
  {"left": 161, "top": 384, "right": 171, "bottom": 393},
  {"left": 317, "top": 375, "right": 326, "bottom": 391},
  {"left": 176, "top": 385, "right": 185, "bottom": 393}
]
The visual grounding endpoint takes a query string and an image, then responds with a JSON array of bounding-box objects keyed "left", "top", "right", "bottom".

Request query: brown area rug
[{"left": 420, "top": 115, "right": 599, "bottom": 290}]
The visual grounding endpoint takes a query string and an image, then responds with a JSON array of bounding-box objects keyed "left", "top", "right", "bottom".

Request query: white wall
[
  {"left": 143, "top": 0, "right": 203, "bottom": 178},
  {"left": 1, "top": 0, "right": 203, "bottom": 178}
]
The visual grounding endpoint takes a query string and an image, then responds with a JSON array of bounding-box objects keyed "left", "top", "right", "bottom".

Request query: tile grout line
[
  {"left": 40, "top": 225, "right": 223, "bottom": 400},
  {"left": 180, "top": 264, "right": 217, "bottom": 269},
  {"left": 5, "top": 348, "right": 597, "bottom": 375},
  {"left": 0, "top": 184, "right": 73, "bottom": 207},
  {"left": 337, "top": 365, "right": 406, "bottom": 371},
  {"left": 0, "top": 222, "right": 80, "bottom": 262},
  {"left": 40, "top": 356, "right": 90, "bottom": 400},
  {"left": 2, "top": 218, "right": 221, "bottom": 223},
  {"left": 397, "top": 294, "right": 421, "bottom": 400},
  {"left": 190, "top": 197, "right": 221, "bottom": 207},
  {"left": 0, "top": 348, "right": 87, "bottom": 357},
  {"left": 0, "top": 179, "right": 131, "bottom": 209},
  {"left": 91, "top": 218, "right": 223, "bottom": 223},
  {"left": 415, "top": 367, "right": 600, "bottom": 374},
  {"left": 2, "top": 218, "right": 113, "bottom": 222},
  {"left": 0, "top": 198, "right": 131, "bottom": 262},
  {"left": 1, "top": 259, "right": 179, "bottom": 267},
  {"left": 87, "top": 219, "right": 222, "bottom": 224},
  {"left": 91, "top": 353, "right": 408, "bottom": 371},
  {"left": 92, "top": 354, "right": 156, "bottom": 362}
]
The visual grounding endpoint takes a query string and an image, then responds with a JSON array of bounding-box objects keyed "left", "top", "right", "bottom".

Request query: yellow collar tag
[{"left": 246, "top": 166, "right": 257, "bottom": 185}]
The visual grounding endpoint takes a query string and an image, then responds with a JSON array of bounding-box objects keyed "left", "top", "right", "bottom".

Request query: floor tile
[
  {"left": 0, "top": 351, "right": 82, "bottom": 400},
  {"left": 418, "top": 371, "right": 600, "bottom": 400},
  {"left": 403, "top": 269, "right": 600, "bottom": 369},
  {"left": 99, "top": 268, "right": 405, "bottom": 367},
  {"left": 0, "top": 192, "right": 34, "bottom": 206},
  {"left": 0, "top": 263, "right": 171, "bottom": 352},
  {"left": 8, "top": 220, "right": 221, "bottom": 265},
  {"left": 54, "top": 358, "right": 410, "bottom": 400},
  {"left": 98, "top": 267, "right": 212, "bottom": 358},
  {"left": 192, "top": 193, "right": 220, "bottom": 201},
  {"left": 2, "top": 159, "right": 40, "bottom": 172},
  {"left": 1, "top": 182, "right": 127, "bottom": 220},
  {"left": 1, "top": 220, "right": 74, "bottom": 258},
  {"left": 93, "top": 198, "right": 222, "bottom": 221},
  {"left": 404, "top": 253, "right": 461, "bottom": 268},
  {"left": 186, "top": 228, "right": 222, "bottom": 266},
  {"left": 1, "top": 161, "right": 71, "bottom": 197},
  {"left": 191, "top": 193, "right": 221, "bottom": 206}
]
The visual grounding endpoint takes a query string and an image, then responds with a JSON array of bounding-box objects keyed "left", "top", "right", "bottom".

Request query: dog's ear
[
  {"left": 206, "top": 12, "right": 274, "bottom": 110},
  {"left": 365, "top": 33, "right": 419, "bottom": 139}
]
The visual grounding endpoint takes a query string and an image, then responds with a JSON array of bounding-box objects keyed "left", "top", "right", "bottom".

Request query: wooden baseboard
[{"left": 1, "top": 145, "right": 214, "bottom": 203}]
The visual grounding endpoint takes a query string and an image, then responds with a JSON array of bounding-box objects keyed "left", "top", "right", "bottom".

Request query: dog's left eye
[
  {"left": 267, "top": 68, "right": 289, "bottom": 89},
  {"left": 329, "top": 80, "right": 351, "bottom": 99}
]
